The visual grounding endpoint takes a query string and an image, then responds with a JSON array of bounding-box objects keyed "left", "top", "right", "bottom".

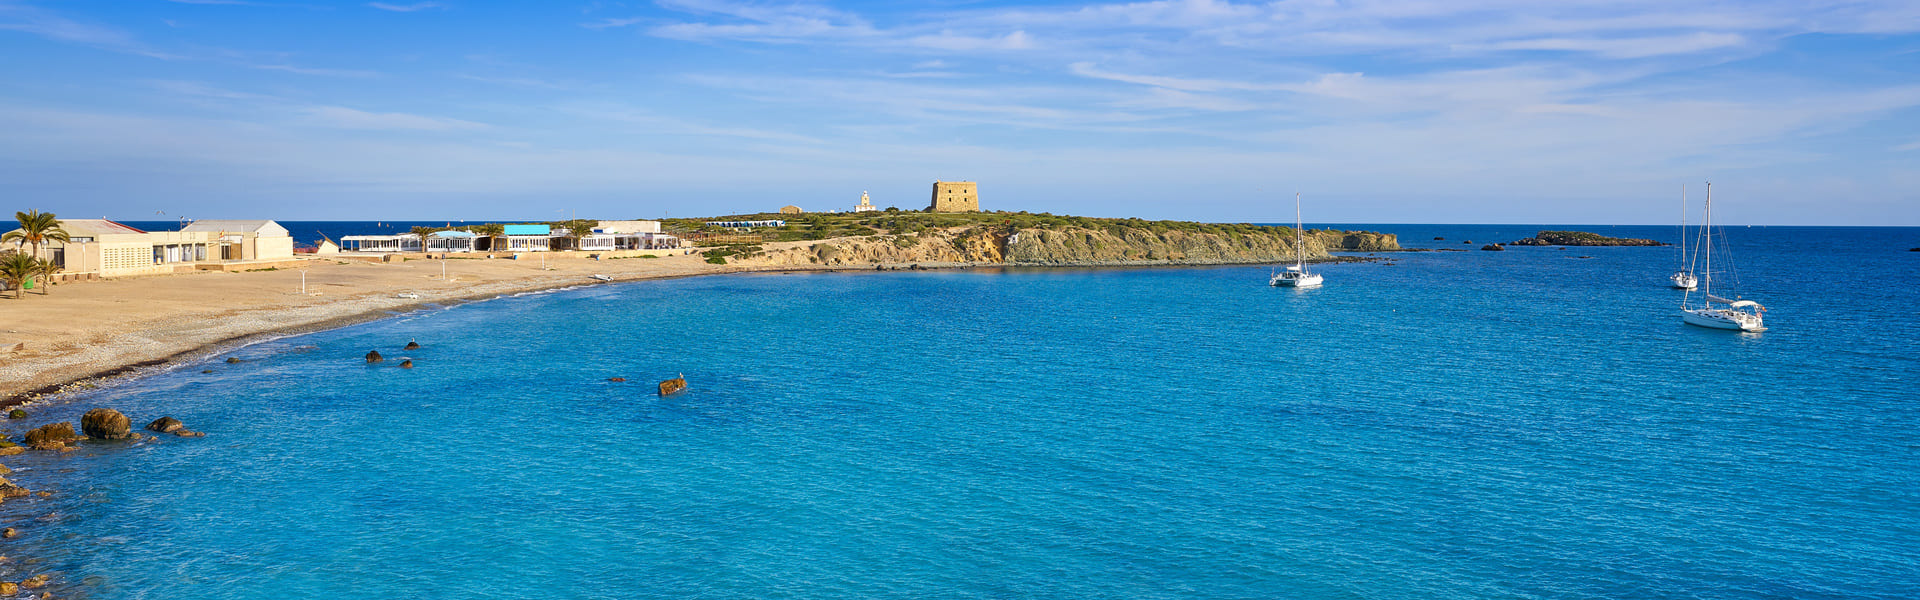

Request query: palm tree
[
  {"left": 30, "top": 257, "right": 58, "bottom": 296},
  {"left": 409, "top": 225, "right": 441, "bottom": 253},
  {"left": 472, "top": 223, "right": 505, "bottom": 253},
  {"left": 0, "top": 253, "right": 37, "bottom": 299},
  {"left": 2, "top": 210, "right": 69, "bottom": 259}
]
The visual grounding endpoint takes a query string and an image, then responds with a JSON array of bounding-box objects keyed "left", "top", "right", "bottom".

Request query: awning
[
  {"left": 1728, "top": 300, "right": 1763, "bottom": 309},
  {"left": 432, "top": 231, "right": 476, "bottom": 238}
]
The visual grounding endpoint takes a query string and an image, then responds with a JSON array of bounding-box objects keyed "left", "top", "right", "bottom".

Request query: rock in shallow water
[
  {"left": 81, "top": 408, "right": 134, "bottom": 440},
  {"left": 22, "top": 423, "right": 77, "bottom": 450},
  {"left": 366, "top": 350, "right": 383, "bottom": 363},
  {"left": 404, "top": 341, "right": 421, "bottom": 350},
  {"left": 146, "top": 417, "right": 183, "bottom": 434},
  {"left": 4, "top": 410, "right": 22, "bottom": 420}
]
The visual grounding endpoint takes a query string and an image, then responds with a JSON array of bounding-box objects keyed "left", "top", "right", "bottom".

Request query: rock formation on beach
[{"left": 1509, "top": 231, "right": 1664, "bottom": 247}]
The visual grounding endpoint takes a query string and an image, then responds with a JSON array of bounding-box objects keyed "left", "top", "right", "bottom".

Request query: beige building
[
  {"left": 8, "top": 218, "right": 297, "bottom": 278},
  {"left": 780, "top": 205, "right": 804, "bottom": 215},
  {"left": 22, "top": 219, "right": 214, "bottom": 278},
  {"left": 854, "top": 191, "right": 878, "bottom": 212},
  {"left": 180, "top": 220, "right": 294, "bottom": 261},
  {"left": 928, "top": 181, "right": 979, "bottom": 212}
]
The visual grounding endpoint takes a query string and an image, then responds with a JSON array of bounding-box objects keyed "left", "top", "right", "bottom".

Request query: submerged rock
[
  {"left": 608, "top": 377, "right": 626, "bottom": 382},
  {"left": 365, "top": 350, "right": 383, "bottom": 363},
  {"left": 0, "top": 527, "right": 12, "bottom": 538},
  {"left": 5, "top": 409, "right": 22, "bottom": 420},
  {"left": 225, "top": 357, "right": 241, "bottom": 364},
  {"left": 399, "top": 359, "right": 414, "bottom": 369},
  {"left": 145, "top": 417, "right": 184, "bottom": 434},
  {"left": 19, "top": 574, "right": 46, "bottom": 589},
  {"left": 1481, "top": 244, "right": 1506, "bottom": 251},
  {"left": 0, "top": 581, "right": 12, "bottom": 595},
  {"left": 81, "top": 408, "right": 134, "bottom": 440}
]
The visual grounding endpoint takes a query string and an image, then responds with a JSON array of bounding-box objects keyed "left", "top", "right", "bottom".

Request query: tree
[
  {"left": 472, "top": 223, "right": 505, "bottom": 253},
  {"left": 555, "top": 219, "right": 599, "bottom": 251},
  {"left": 30, "top": 256, "right": 58, "bottom": 296},
  {"left": 409, "top": 225, "right": 442, "bottom": 252},
  {"left": 3, "top": 210, "right": 70, "bottom": 258},
  {"left": 0, "top": 253, "right": 37, "bottom": 299}
]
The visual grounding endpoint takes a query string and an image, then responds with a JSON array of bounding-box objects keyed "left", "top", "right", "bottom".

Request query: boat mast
[
  {"left": 1701, "top": 182, "right": 1712, "bottom": 303},
  {"left": 1294, "top": 192, "right": 1304, "bottom": 271},
  {"left": 1678, "top": 184, "right": 1687, "bottom": 271}
]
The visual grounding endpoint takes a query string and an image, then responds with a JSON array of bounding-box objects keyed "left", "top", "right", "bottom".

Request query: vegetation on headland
[{"left": 664, "top": 210, "right": 1324, "bottom": 242}]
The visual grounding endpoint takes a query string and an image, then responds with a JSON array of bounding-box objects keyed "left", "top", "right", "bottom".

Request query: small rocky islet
[{"left": 1508, "top": 230, "right": 1666, "bottom": 247}]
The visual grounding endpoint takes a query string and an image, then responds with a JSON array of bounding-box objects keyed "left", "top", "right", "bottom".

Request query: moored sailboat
[
  {"left": 1681, "top": 182, "right": 1764, "bottom": 331},
  {"left": 1271, "top": 193, "right": 1324, "bottom": 288},
  {"left": 1670, "top": 184, "right": 1698, "bottom": 290}
]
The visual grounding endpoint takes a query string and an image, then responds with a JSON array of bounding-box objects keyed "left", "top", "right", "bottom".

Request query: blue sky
[{"left": 1, "top": 0, "right": 1916, "bottom": 224}]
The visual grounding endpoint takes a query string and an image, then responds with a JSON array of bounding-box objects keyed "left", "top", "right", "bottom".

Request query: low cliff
[{"left": 735, "top": 226, "right": 1398, "bottom": 268}]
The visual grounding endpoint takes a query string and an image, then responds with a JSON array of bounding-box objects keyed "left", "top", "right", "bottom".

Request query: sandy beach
[{"left": 0, "top": 245, "right": 846, "bottom": 405}]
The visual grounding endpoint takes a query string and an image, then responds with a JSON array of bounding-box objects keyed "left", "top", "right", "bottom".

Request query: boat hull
[
  {"left": 1272, "top": 273, "right": 1324, "bottom": 288},
  {"left": 1682, "top": 308, "right": 1764, "bottom": 331},
  {"left": 1670, "top": 272, "right": 1697, "bottom": 290}
]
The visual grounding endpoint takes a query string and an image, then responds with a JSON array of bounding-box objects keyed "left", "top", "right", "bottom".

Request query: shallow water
[{"left": 9, "top": 225, "right": 1919, "bottom": 599}]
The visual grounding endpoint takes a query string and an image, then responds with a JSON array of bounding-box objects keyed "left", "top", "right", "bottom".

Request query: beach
[{"left": 0, "top": 247, "right": 788, "bottom": 404}]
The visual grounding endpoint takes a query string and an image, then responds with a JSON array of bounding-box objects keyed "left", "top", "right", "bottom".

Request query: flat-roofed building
[
  {"left": 14, "top": 219, "right": 217, "bottom": 277},
  {"left": 928, "top": 181, "right": 979, "bottom": 212},
  {"left": 504, "top": 224, "right": 553, "bottom": 252},
  {"left": 180, "top": 219, "right": 294, "bottom": 261}
]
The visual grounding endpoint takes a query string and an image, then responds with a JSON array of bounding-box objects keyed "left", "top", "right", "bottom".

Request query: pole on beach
[{"left": 301, "top": 270, "right": 307, "bottom": 295}]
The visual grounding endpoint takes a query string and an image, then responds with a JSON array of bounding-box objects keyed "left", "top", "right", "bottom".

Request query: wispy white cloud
[
  {"left": 302, "top": 106, "right": 486, "bottom": 131},
  {"left": 1894, "top": 140, "right": 1920, "bottom": 152},
  {"left": 0, "top": 4, "right": 182, "bottom": 59},
  {"left": 367, "top": 2, "right": 445, "bottom": 12},
  {"left": 252, "top": 63, "right": 380, "bottom": 77}
]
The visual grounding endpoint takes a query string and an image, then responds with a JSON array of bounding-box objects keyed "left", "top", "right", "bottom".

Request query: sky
[{"left": 1, "top": 1, "right": 1917, "bottom": 225}]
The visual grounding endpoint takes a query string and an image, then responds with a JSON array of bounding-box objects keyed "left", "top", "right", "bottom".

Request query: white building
[
  {"left": 854, "top": 191, "right": 878, "bottom": 212},
  {"left": 179, "top": 220, "right": 295, "bottom": 261}
]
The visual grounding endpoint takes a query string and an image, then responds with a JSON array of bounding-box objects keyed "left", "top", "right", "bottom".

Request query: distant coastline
[{"left": 1, "top": 217, "right": 1399, "bottom": 406}]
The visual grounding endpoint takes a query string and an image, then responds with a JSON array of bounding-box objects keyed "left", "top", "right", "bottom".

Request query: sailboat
[
  {"left": 1681, "top": 182, "right": 1764, "bottom": 331},
  {"left": 1669, "top": 185, "right": 1698, "bottom": 290},
  {"left": 1270, "top": 192, "right": 1324, "bottom": 288}
]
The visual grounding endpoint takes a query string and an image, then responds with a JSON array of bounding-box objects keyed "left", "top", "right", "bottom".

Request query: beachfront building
[
  {"left": 179, "top": 220, "right": 294, "bottom": 261},
  {"left": 339, "top": 234, "right": 424, "bottom": 253},
  {"left": 11, "top": 219, "right": 220, "bottom": 278},
  {"left": 593, "top": 221, "right": 682, "bottom": 250},
  {"left": 426, "top": 231, "right": 476, "bottom": 253},
  {"left": 504, "top": 224, "right": 553, "bottom": 252},
  {"left": 928, "top": 181, "right": 980, "bottom": 212},
  {"left": 854, "top": 191, "right": 878, "bottom": 212}
]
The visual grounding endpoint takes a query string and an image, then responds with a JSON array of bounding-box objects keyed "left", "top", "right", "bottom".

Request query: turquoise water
[{"left": 8, "top": 225, "right": 1919, "bottom": 598}]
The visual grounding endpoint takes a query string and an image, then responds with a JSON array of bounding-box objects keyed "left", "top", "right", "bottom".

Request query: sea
[{"left": 7, "top": 224, "right": 1918, "bottom": 599}]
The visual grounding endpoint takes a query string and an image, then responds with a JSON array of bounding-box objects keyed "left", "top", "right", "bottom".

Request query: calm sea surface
[{"left": 10, "top": 225, "right": 1919, "bottom": 599}]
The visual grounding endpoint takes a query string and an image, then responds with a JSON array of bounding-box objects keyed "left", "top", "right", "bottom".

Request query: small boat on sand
[
  {"left": 589, "top": 274, "right": 613, "bottom": 282},
  {"left": 395, "top": 291, "right": 420, "bottom": 299}
]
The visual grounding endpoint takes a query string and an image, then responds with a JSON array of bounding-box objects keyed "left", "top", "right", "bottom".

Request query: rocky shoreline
[{"left": 1507, "top": 230, "right": 1666, "bottom": 247}]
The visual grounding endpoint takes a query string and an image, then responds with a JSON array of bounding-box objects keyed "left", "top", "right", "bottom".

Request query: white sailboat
[
  {"left": 1681, "top": 182, "right": 1765, "bottom": 331},
  {"left": 1669, "top": 184, "right": 1698, "bottom": 290},
  {"left": 1270, "top": 192, "right": 1324, "bottom": 288}
]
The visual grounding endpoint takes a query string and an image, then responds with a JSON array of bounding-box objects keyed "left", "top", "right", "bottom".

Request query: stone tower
[{"left": 928, "top": 181, "right": 979, "bottom": 213}]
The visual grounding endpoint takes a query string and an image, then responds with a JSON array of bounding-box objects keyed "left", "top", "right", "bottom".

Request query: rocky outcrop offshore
[
  {"left": 1509, "top": 231, "right": 1665, "bottom": 246},
  {"left": 736, "top": 226, "right": 1399, "bottom": 268}
]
